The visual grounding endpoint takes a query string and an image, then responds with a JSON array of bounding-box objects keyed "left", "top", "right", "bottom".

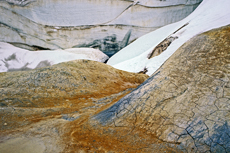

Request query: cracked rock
[{"left": 92, "top": 25, "right": 230, "bottom": 152}]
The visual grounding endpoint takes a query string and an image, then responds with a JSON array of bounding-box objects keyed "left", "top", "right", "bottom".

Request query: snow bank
[
  {"left": 107, "top": 0, "right": 230, "bottom": 76},
  {"left": 0, "top": 42, "right": 108, "bottom": 72}
]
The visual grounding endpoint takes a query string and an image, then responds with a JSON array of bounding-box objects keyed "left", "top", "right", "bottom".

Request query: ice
[
  {"left": 0, "top": 42, "right": 108, "bottom": 72},
  {"left": 107, "top": 0, "right": 230, "bottom": 76}
]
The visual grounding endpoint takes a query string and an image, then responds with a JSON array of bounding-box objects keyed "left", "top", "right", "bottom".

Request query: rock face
[
  {"left": 0, "top": 0, "right": 202, "bottom": 56},
  {"left": 92, "top": 25, "right": 230, "bottom": 152}
]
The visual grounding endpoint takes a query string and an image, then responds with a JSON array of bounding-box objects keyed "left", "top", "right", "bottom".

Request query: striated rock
[
  {"left": 92, "top": 25, "right": 230, "bottom": 152},
  {"left": 0, "top": 0, "right": 202, "bottom": 27},
  {"left": 0, "top": 0, "right": 202, "bottom": 56}
]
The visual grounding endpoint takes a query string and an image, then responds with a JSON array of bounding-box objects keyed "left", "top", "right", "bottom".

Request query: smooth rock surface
[
  {"left": 0, "top": 0, "right": 202, "bottom": 56},
  {"left": 0, "top": 137, "right": 46, "bottom": 153}
]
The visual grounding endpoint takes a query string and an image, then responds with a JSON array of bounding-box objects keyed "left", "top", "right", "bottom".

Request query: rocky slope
[
  {"left": 0, "top": 0, "right": 202, "bottom": 56},
  {"left": 0, "top": 24, "right": 229, "bottom": 153},
  {"left": 0, "top": 59, "right": 148, "bottom": 152},
  {"left": 92, "top": 25, "right": 230, "bottom": 152}
]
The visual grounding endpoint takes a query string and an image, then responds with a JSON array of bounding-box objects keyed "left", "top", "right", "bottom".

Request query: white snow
[
  {"left": 107, "top": 0, "right": 230, "bottom": 76},
  {"left": 0, "top": 42, "right": 108, "bottom": 72}
]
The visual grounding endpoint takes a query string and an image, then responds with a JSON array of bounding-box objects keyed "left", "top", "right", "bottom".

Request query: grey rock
[{"left": 92, "top": 25, "right": 230, "bottom": 152}]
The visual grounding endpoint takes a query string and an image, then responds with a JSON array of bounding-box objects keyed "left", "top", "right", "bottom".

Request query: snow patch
[
  {"left": 107, "top": 0, "right": 230, "bottom": 76},
  {"left": 0, "top": 42, "right": 108, "bottom": 72}
]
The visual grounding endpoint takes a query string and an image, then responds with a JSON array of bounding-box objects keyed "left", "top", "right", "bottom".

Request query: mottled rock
[
  {"left": 147, "top": 36, "right": 178, "bottom": 59},
  {"left": 0, "top": 59, "right": 148, "bottom": 127},
  {"left": 0, "top": 59, "right": 148, "bottom": 108},
  {"left": 0, "top": 59, "right": 148, "bottom": 152},
  {"left": 92, "top": 25, "right": 230, "bottom": 152},
  {"left": 1, "top": 25, "right": 229, "bottom": 153}
]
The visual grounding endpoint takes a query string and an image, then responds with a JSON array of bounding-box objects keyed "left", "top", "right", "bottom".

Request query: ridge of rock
[{"left": 91, "top": 25, "right": 230, "bottom": 152}]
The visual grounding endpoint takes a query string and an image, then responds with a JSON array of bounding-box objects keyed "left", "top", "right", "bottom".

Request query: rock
[
  {"left": 0, "top": 0, "right": 202, "bottom": 56},
  {"left": 0, "top": 59, "right": 148, "bottom": 108},
  {"left": 0, "top": 137, "right": 46, "bottom": 153},
  {"left": 147, "top": 36, "right": 178, "bottom": 59},
  {"left": 0, "top": 59, "right": 148, "bottom": 152},
  {"left": 92, "top": 25, "right": 230, "bottom": 152},
  {"left": 0, "top": 16, "right": 228, "bottom": 153}
]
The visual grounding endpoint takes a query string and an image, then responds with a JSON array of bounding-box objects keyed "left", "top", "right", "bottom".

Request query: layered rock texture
[
  {"left": 0, "top": 25, "right": 229, "bottom": 153},
  {"left": 0, "top": 0, "right": 202, "bottom": 56}
]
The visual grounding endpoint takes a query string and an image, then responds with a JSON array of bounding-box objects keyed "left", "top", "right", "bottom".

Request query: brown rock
[
  {"left": 0, "top": 59, "right": 148, "bottom": 152},
  {"left": 1, "top": 25, "right": 229, "bottom": 153},
  {"left": 91, "top": 25, "right": 230, "bottom": 152}
]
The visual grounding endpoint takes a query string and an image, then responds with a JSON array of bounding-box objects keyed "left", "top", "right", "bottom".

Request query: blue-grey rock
[{"left": 92, "top": 25, "right": 230, "bottom": 152}]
